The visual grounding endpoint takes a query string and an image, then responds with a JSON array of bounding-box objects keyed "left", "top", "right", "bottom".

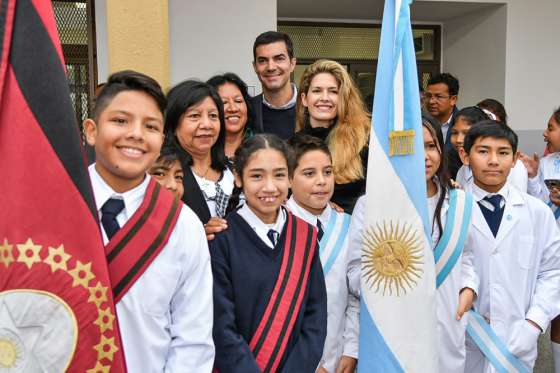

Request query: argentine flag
[{"left": 358, "top": 0, "right": 437, "bottom": 372}]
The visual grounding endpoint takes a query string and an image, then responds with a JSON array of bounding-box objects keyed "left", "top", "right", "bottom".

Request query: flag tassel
[{"left": 389, "top": 129, "right": 415, "bottom": 156}]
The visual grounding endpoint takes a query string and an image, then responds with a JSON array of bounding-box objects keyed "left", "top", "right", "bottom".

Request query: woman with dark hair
[
  {"left": 452, "top": 106, "right": 528, "bottom": 192},
  {"left": 165, "top": 80, "right": 233, "bottom": 224},
  {"left": 445, "top": 106, "right": 490, "bottom": 180},
  {"left": 477, "top": 98, "right": 508, "bottom": 124},
  {"left": 207, "top": 73, "right": 254, "bottom": 162},
  {"left": 422, "top": 112, "right": 476, "bottom": 373}
]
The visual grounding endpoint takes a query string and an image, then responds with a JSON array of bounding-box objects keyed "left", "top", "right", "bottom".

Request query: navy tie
[
  {"left": 317, "top": 219, "right": 324, "bottom": 242},
  {"left": 267, "top": 229, "right": 278, "bottom": 247},
  {"left": 478, "top": 195, "right": 504, "bottom": 237},
  {"left": 101, "top": 198, "right": 125, "bottom": 240}
]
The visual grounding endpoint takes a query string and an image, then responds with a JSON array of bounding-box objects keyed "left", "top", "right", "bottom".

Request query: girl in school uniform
[
  {"left": 423, "top": 113, "right": 478, "bottom": 372},
  {"left": 210, "top": 134, "right": 327, "bottom": 373}
]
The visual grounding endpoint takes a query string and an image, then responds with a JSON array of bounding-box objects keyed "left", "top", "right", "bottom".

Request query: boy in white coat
[
  {"left": 287, "top": 134, "right": 360, "bottom": 373},
  {"left": 460, "top": 120, "right": 560, "bottom": 372}
]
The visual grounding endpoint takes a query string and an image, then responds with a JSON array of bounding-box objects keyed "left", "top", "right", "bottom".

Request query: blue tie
[
  {"left": 101, "top": 198, "right": 125, "bottom": 240},
  {"left": 478, "top": 195, "right": 504, "bottom": 237},
  {"left": 267, "top": 229, "right": 278, "bottom": 247},
  {"left": 316, "top": 219, "right": 324, "bottom": 242}
]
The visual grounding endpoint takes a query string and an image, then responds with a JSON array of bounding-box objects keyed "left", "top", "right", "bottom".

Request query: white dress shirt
[
  {"left": 89, "top": 164, "right": 215, "bottom": 372},
  {"left": 262, "top": 83, "right": 298, "bottom": 110},
  {"left": 441, "top": 112, "right": 454, "bottom": 142},
  {"left": 192, "top": 168, "right": 235, "bottom": 218},
  {"left": 236, "top": 203, "right": 286, "bottom": 249},
  {"left": 286, "top": 197, "right": 359, "bottom": 372}
]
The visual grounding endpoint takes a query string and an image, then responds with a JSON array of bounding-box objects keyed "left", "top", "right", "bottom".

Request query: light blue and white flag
[{"left": 358, "top": 0, "right": 438, "bottom": 372}]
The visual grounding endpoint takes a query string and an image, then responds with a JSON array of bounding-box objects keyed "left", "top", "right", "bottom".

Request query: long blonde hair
[{"left": 296, "top": 59, "right": 370, "bottom": 184}]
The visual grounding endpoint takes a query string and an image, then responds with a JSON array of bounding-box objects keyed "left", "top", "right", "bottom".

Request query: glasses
[{"left": 424, "top": 93, "right": 453, "bottom": 102}]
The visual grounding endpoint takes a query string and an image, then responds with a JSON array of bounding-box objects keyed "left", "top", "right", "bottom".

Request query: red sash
[
  {"left": 105, "top": 178, "right": 182, "bottom": 303},
  {"left": 249, "top": 212, "right": 318, "bottom": 373}
]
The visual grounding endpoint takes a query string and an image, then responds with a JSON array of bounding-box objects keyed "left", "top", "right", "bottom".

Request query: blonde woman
[{"left": 296, "top": 59, "right": 370, "bottom": 213}]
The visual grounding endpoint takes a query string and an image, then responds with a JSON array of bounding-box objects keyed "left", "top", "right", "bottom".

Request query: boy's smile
[{"left": 84, "top": 90, "right": 164, "bottom": 192}]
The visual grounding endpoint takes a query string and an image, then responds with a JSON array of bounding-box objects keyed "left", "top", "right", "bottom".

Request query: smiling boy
[{"left": 83, "top": 70, "right": 214, "bottom": 372}]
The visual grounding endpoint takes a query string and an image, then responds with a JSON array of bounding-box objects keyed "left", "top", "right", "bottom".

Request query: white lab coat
[
  {"left": 456, "top": 160, "right": 528, "bottom": 193},
  {"left": 428, "top": 187, "right": 479, "bottom": 373},
  {"left": 527, "top": 152, "right": 560, "bottom": 202},
  {"left": 465, "top": 184, "right": 560, "bottom": 373},
  {"left": 286, "top": 198, "right": 359, "bottom": 373}
]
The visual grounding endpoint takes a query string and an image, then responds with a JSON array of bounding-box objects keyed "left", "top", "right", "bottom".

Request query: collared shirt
[
  {"left": 262, "top": 83, "right": 297, "bottom": 110},
  {"left": 192, "top": 168, "right": 235, "bottom": 218},
  {"left": 441, "top": 111, "right": 454, "bottom": 142},
  {"left": 471, "top": 182, "right": 508, "bottom": 210},
  {"left": 89, "top": 164, "right": 215, "bottom": 372},
  {"left": 285, "top": 196, "right": 331, "bottom": 230},
  {"left": 237, "top": 203, "right": 286, "bottom": 249}
]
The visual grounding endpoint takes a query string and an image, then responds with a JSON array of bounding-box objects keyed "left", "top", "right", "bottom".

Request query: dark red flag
[{"left": 0, "top": 0, "right": 126, "bottom": 371}]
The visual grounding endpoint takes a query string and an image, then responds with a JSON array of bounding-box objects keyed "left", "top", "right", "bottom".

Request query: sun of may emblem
[{"left": 362, "top": 220, "right": 423, "bottom": 296}]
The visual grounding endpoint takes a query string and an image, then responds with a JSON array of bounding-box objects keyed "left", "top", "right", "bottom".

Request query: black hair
[
  {"left": 93, "top": 70, "right": 166, "bottom": 120},
  {"left": 253, "top": 31, "right": 294, "bottom": 61},
  {"left": 477, "top": 98, "right": 508, "bottom": 125},
  {"left": 226, "top": 134, "right": 294, "bottom": 214},
  {"left": 553, "top": 107, "right": 560, "bottom": 126},
  {"left": 153, "top": 137, "right": 180, "bottom": 167},
  {"left": 463, "top": 120, "right": 518, "bottom": 154},
  {"left": 165, "top": 80, "right": 228, "bottom": 172},
  {"left": 287, "top": 133, "right": 332, "bottom": 169},
  {"left": 422, "top": 111, "right": 452, "bottom": 242},
  {"left": 207, "top": 73, "right": 254, "bottom": 136},
  {"left": 427, "top": 73, "right": 459, "bottom": 96},
  {"left": 455, "top": 106, "right": 490, "bottom": 127}
]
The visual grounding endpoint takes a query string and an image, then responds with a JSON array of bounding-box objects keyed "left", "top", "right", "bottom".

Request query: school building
[{"left": 55, "top": 0, "right": 559, "bottom": 154}]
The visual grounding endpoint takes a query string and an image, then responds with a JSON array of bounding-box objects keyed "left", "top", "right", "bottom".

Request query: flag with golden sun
[{"left": 358, "top": 0, "right": 437, "bottom": 372}]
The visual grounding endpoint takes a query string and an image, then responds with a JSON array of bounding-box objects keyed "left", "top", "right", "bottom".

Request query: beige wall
[{"left": 98, "top": 0, "right": 170, "bottom": 89}]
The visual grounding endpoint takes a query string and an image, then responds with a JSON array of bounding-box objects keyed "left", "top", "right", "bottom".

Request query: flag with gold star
[{"left": 0, "top": 1, "right": 126, "bottom": 372}]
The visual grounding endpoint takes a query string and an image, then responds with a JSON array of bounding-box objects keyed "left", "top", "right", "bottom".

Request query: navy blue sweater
[{"left": 210, "top": 210, "right": 327, "bottom": 372}]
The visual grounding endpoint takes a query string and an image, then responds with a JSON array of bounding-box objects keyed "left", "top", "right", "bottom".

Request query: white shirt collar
[
  {"left": 88, "top": 163, "right": 149, "bottom": 220},
  {"left": 286, "top": 196, "right": 331, "bottom": 228},
  {"left": 262, "top": 83, "right": 297, "bottom": 110},
  {"left": 471, "top": 181, "right": 509, "bottom": 207},
  {"left": 441, "top": 111, "right": 454, "bottom": 127},
  {"left": 237, "top": 203, "right": 286, "bottom": 248}
]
